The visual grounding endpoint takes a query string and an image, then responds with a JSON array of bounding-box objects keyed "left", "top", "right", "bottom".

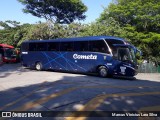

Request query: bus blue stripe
[
  {"left": 42, "top": 52, "right": 67, "bottom": 70},
  {"left": 52, "top": 52, "right": 87, "bottom": 71}
]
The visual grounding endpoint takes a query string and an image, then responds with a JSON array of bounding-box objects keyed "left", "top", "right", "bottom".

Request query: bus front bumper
[
  {"left": 113, "top": 65, "right": 138, "bottom": 77},
  {"left": 3, "top": 58, "right": 17, "bottom": 63},
  {"left": 113, "top": 75, "right": 136, "bottom": 80}
]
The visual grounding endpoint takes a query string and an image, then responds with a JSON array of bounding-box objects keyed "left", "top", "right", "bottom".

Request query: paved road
[{"left": 0, "top": 63, "right": 160, "bottom": 120}]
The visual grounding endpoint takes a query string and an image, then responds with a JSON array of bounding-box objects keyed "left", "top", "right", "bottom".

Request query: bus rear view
[{"left": 21, "top": 36, "right": 140, "bottom": 78}]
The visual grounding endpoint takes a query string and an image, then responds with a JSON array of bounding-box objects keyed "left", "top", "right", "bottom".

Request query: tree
[
  {"left": 79, "top": 17, "right": 125, "bottom": 38},
  {"left": 26, "top": 22, "right": 83, "bottom": 40},
  {"left": 18, "top": 0, "right": 87, "bottom": 24},
  {"left": 98, "top": 0, "right": 160, "bottom": 62},
  {"left": 0, "top": 20, "right": 20, "bottom": 29},
  {"left": 99, "top": 0, "right": 160, "bottom": 33},
  {"left": 0, "top": 21, "right": 32, "bottom": 47},
  {"left": 27, "top": 23, "right": 52, "bottom": 40},
  {"left": 63, "top": 23, "right": 85, "bottom": 37}
]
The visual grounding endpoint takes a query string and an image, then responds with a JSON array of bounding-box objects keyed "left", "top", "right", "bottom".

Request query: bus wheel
[
  {"left": 35, "top": 62, "right": 43, "bottom": 71},
  {"left": 98, "top": 66, "right": 108, "bottom": 77}
]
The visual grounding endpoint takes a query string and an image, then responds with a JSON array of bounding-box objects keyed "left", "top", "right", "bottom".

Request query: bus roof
[
  {"left": 0, "top": 44, "right": 14, "bottom": 48},
  {"left": 22, "top": 36, "right": 126, "bottom": 43}
]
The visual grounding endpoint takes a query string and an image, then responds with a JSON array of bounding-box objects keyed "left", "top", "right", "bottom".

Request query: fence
[{"left": 138, "top": 62, "right": 160, "bottom": 73}]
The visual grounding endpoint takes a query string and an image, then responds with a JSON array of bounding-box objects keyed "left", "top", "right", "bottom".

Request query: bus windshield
[
  {"left": 4, "top": 48, "right": 16, "bottom": 57},
  {"left": 115, "top": 47, "right": 136, "bottom": 63}
]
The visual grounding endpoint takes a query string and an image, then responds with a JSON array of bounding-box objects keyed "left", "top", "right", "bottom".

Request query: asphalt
[{"left": 0, "top": 63, "right": 160, "bottom": 120}]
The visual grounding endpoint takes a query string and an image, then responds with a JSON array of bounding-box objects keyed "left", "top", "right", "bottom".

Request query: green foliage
[
  {"left": 98, "top": 0, "right": 160, "bottom": 62},
  {"left": 15, "top": 24, "right": 32, "bottom": 47},
  {"left": 18, "top": 0, "right": 87, "bottom": 24},
  {"left": 1, "top": 0, "right": 160, "bottom": 63},
  {"left": 0, "top": 20, "right": 86, "bottom": 47},
  {"left": 0, "top": 20, "right": 20, "bottom": 29},
  {"left": 0, "top": 21, "right": 32, "bottom": 47},
  {"left": 79, "top": 17, "right": 125, "bottom": 37},
  {"left": 26, "top": 22, "right": 85, "bottom": 40},
  {"left": 99, "top": 0, "right": 160, "bottom": 33},
  {"left": 27, "top": 23, "right": 51, "bottom": 40}
]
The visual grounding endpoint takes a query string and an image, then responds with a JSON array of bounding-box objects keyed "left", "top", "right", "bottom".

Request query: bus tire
[
  {"left": 98, "top": 66, "right": 108, "bottom": 78},
  {"left": 35, "top": 62, "right": 43, "bottom": 71}
]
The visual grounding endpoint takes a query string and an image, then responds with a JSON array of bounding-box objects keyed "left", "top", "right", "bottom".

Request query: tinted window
[
  {"left": 89, "top": 40, "right": 110, "bottom": 54},
  {"left": 29, "top": 43, "right": 47, "bottom": 51},
  {"left": 21, "top": 43, "right": 29, "bottom": 51},
  {"left": 48, "top": 42, "right": 60, "bottom": 51},
  {"left": 29, "top": 43, "right": 37, "bottom": 51},
  {"left": 36, "top": 43, "right": 47, "bottom": 51},
  {"left": 106, "top": 39, "right": 124, "bottom": 49},
  {"left": 106, "top": 39, "right": 124, "bottom": 56},
  {"left": 4, "top": 48, "right": 15, "bottom": 57},
  {"left": 60, "top": 42, "right": 74, "bottom": 51},
  {"left": 0, "top": 47, "right": 4, "bottom": 56},
  {"left": 74, "top": 41, "right": 89, "bottom": 51}
]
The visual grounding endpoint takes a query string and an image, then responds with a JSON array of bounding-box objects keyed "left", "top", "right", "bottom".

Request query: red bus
[{"left": 0, "top": 44, "right": 17, "bottom": 63}]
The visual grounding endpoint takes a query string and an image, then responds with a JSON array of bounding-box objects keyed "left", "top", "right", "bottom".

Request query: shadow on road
[
  {"left": 0, "top": 63, "right": 160, "bottom": 120},
  {"left": 0, "top": 74, "right": 160, "bottom": 118},
  {"left": 0, "top": 63, "right": 35, "bottom": 78}
]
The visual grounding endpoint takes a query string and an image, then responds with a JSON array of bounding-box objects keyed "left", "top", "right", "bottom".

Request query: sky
[{"left": 0, "top": 0, "right": 112, "bottom": 24}]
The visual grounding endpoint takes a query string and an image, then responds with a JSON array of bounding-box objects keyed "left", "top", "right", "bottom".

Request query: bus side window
[
  {"left": 106, "top": 39, "right": 124, "bottom": 50},
  {"left": 29, "top": 43, "right": 37, "bottom": 51},
  {"left": 21, "top": 43, "right": 29, "bottom": 51},
  {"left": 48, "top": 42, "right": 60, "bottom": 51},
  {"left": 89, "top": 41, "right": 99, "bottom": 52},
  {"left": 89, "top": 40, "right": 110, "bottom": 54},
  {"left": 36, "top": 43, "right": 47, "bottom": 51},
  {"left": 67, "top": 42, "right": 74, "bottom": 51},
  {"left": 74, "top": 41, "right": 89, "bottom": 51},
  {"left": 60, "top": 42, "right": 74, "bottom": 51}
]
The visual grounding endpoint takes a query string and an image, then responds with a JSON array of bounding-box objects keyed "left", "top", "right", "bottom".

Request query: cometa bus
[{"left": 21, "top": 36, "right": 140, "bottom": 78}]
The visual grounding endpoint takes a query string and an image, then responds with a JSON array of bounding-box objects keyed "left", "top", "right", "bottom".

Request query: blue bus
[{"left": 21, "top": 36, "right": 139, "bottom": 77}]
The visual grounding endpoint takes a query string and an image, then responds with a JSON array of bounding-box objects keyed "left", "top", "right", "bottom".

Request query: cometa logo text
[{"left": 73, "top": 54, "right": 97, "bottom": 60}]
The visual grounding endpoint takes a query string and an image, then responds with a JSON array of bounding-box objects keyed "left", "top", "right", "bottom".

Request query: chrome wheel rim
[
  {"left": 100, "top": 68, "right": 107, "bottom": 77},
  {"left": 36, "top": 64, "right": 41, "bottom": 70}
]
